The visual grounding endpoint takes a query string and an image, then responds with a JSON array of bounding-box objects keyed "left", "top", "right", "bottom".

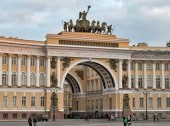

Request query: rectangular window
[
  {"left": 3, "top": 114, "right": 8, "bottom": 119},
  {"left": 3, "top": 96, "right": 7, "bottom": 107},
  {"left": 166, "top": 98, "right": 170, "bottom": 108},
  {"left": 40, "top": 58, "right": 45, "bottom": 66},
  {"left": 138, "top": 63, "right": 143, "bottom": 70},
  {"left": 109, "top": 98, "right": 112, "bottom": 110},
  {"left": 148, "top": 97, "right": 153, "bottom": 108},
  {"left": 12, "top": 57, "right": 17, "bottom": 65},
  {"left": 40, "top": 97, "right": 44, "bottom": 107},
  {"left": 138, "top": 77, "right": 143, "bottom": 88},
  {"left": 147, "top": 76, "right": 152, "bottom": 88},
  {"left": 30, "top": 58, "right": 35, "bottom": 66},
  {"left": 147, "top": 63, "right": 152, "bottom": 70},
  {"left": 22, "top": 114, "right": 27, "bottom": 119},
  {"left": 133, "top": 98, "right": 135, "bottom": 108},
  {"left": 156, "top": 63, "right": 160, "bottom": 70},
  {"left": 22, "top": 96, "right": 26, "bottom": 107},
  {"left": 31, "top": 96, "right": 35, "bottom": 106},
  {"left": 131, "top": 76, "right": 134, "bottom": 88},
  {"left": 139, "top": 98, "right": 144, "bottom": 108},
  {"left": 21, "top": 57, "right": 26, "bottom": 66},
  {"left": 13, "top": 96, "right": 17, "bottom": 107},
  {"left": 165, "top": 77, "right": 170, "bottom": 88},
  {"left": 165, "top": 63, "right": 169, "bottom": 70},
  {"left": 100, "top": 98, "right": 103, "bottom": 110},
  {"left": 157, "top": 98, "right": 161, "bottom": 108},
  {"left": 156, "top": 77, "right": 161, "bottom": 88},
  {"left": 2, "top": 55, "right": 7, "bottom": 64}
]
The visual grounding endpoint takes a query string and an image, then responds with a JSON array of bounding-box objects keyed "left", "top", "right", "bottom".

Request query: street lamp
[{"left": 143, "top": 90, "right": 150, "bottom": 120}]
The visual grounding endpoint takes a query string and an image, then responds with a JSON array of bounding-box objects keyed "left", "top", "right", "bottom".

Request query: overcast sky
[{"left": 0, "top": 0, "right": 170, "bottom": 47}]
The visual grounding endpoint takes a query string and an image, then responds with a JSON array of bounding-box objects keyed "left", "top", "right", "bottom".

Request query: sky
[{"left": 0, "top": 0, "right": 170, "bottom": 47}]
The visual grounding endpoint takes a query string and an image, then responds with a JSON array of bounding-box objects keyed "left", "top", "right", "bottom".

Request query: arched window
[
  {"left": 12, "top": 72, "right": 17, "bottom": 86},
  {"left": 39, "top": 73, "right": 45, "bottom": 86},
  {"left": 2, "top": 71, "right": 8, "bottom": 86},
  {"left": 21, "top": 72, "right": 27, "bottom": 86},
  {"left": 30, "top": 73, "right": 36, "bottom": 86}
]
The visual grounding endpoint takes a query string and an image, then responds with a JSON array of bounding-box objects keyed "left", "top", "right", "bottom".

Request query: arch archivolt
[{"left": 60, "top": 58, "right": 118, "bottom": 90}]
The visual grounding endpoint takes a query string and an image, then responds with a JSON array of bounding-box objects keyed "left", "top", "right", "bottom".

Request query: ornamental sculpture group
[{"left": 63, "top": 5, "right": 114, "bottom": 35}]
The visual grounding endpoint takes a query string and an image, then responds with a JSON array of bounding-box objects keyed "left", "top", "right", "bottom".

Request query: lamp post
[{"left": 143, "top": 90, "right": 150, "bottom": 120}]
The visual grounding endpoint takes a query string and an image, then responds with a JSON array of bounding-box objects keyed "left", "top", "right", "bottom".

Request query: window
[
  {"left": 148, "top": 97, "right": 153, "bottom": 108},
  {"left": 109, "top": 98, "right": 112, "bottom": 109},
  {"left": 131, "top": 76, "right": 134, "bottom": 88},
  {"left": 22, "top": 114, "right": 27, "bottom": 118},
  {"left": 100, "top": 98, "right": 103, "bottom": 110},
  {"left": 133, "top": 98, "right": 135, "bottom": 108},
  {"left": 2, "top": 71, "right": 8, "bottom": 86},
  {"left": 12, "top": 57, "right": 17, "bottom": 65},
  {"left": 2, "top": 55, "right": 7, "bottom": 64},
  {"left": 40, "top": 58, "right": 45, "bottom": 66},
  {"left": 156, "top": 76, "right": 161, "bottom": 88},
  {"left": 165, "top": 63, "right": 169, "bottom": 70},
  {"left": 156, "top": 63, "right": 160, "bottom": 70},
  {"left": 147, "top": 63, "right": 152, "bottom": 70},
  {"left": 12, "top": 72, "right": 17, "bottom": 86},
  {"left": 166, "top": 98, "right": 170, "bottom": 108},
  {"left": 138, "top": 76, "right": 143, "bottom": 88},
  {"left": 165, "top": 77, "right": 170, "bottom": 88},
  {"left": 40, "top": 97, "right": 44, "bottom": 107},
  {"left": 157, "top": 98, "right": 161, "bottom": 108},
  {"left": 22, "top": 96, "right": 26, "bottom": 107},
  {"left": 147, "top": 75, "right": 152, "bottom": 88},
  {"left": 13, "top": 96, "right": 17, "bottom": 107},
  {"left": 31, "top": 96, "right": 35, "bottom": 106},
  {"left": 21, "top": 57, "right": 26, "bottom": 66},
  {"left": 139, "top": 98, "right": 144, "bottom": 108},
  {"left": 138, "top": 63, "right": 143, "bottom": 70},
  {"left": 30, "top": 73, "right": 36, "bottom": 85},
  {"left": 30, "top": 58, "right": 35, "bottom": 66},
  {"left": 13, "top": 114, "right": 17, "bottom": 119},
  {"left": 39, "top": 73, "right": 45, "bottom": 86},
  {"left": 131, "top": 62, "right": 134, "bottom": 70},
  {"left": 21, "top": 72, "right": 27, "bottom": 85},
  {"left": 3, "top": 96, "right": 7, "bottom": 107},
  {"left": 3, "top": 114, "right": 8, "bottom": 119}
]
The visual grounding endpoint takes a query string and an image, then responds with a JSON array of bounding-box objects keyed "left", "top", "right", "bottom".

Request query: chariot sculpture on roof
[{"left": 63, "top": 5, "right": 114, "bottom": 35}]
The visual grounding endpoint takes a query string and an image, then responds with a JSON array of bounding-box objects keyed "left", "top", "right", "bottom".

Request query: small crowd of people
[{"left": 28, "top": 115, "right": 38, "bottom": 126}]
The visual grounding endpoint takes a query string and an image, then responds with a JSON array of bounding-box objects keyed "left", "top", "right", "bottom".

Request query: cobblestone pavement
[{"left": 0, "top": 119, "right": 169, "bottom": 126}]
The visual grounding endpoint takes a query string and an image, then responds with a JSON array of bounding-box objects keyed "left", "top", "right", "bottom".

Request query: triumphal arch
[{"left": 0, "top": 6, "right": 170, "bottom": 120}]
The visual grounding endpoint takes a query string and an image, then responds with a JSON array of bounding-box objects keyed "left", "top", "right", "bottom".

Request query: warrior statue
[
  {"left": 68, "top": 19, "right": 74, "bottom": 32},
  {"left": 79, "top": 5, "right": 91, "bottom": 20},
  {"left": 107, "top": 25, "right": 115, "bottom": 35},
  {"left": 63, "top": 21, "right": 69, "bottom": 32}
]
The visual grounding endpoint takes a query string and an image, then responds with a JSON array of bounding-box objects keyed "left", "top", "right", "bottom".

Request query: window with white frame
[
  {"left": 31, "top": 97, "right": 35, "bottom": 106},
  {"left": 165, "top": 63, "right": 169, "bottom": 70},
  {"left": 156, "top": 63, "right": 160, "bottom": 70},
  {"left": 3, "top": 96, "right": 7, "bottom": 107},
  {"left": 12, "top": 57, "right": 17, "bottom": 65},
  {"left": 2, "top": 55, "right": 7, "bottom": 64},
  {"left": 30, "top": 58, "right": 35, "bottom": 66},
  {"left": 147, "top": 63, "right": 152, "bottom": 70},
  {"left": 131, "top": 76, "right": 134, "bottom": 88},
  {"left": 21, "top": 57, "right": 26, "bottom": 66},
  {"left": 12, "top": 72, "right": 17, "bottom": 86},
  {"left": 39, "top": 73, "right": 45, "bottom": 86},
  {"left": 139, "top": 98, "right": 144, "bottom": 108},
  {"left": 2, "top": 71, "right": 8, "bottom": 86},
  {"left": 40, "top": 58, "right": 45, "bottom": 66},
  {"left": 30, "top": 73, "right": 36, "bottom": 85},
  {"left": 40, "top": 97, "right": 44, "bottom": 107},
  {"left": 165, "top": 76, "right": 170, "bottom": 88},
  {"left": 138, "top": 76, "right": 143, "bottom": 88},
  {"left": 138, "top": 63, "right": 143, "bottom": 70},
  {"left": 157, "top": 97, "right": 161, "bottom": 108},
  {"left": 147, "top": 75, "right": 152, "bottom": 88},
  {"left": 13, "top": 96, "right": 17, "bottom": 107},
  {"left": 156, "top": 76, "right": 161, "bottom": 88},
  {"left": 22, "top": 96, "right": 26, "bottom": 107},
  {"left": 148, "top": 97, "right": 153, "bottom": 108},
  {"left": 166, "top": 98, "right": 170, "bottom": 108},
  {"left": 21, "top": 72, "right": 27, "bottom": 85}
]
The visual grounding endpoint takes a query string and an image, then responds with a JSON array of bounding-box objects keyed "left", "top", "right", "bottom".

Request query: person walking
[
  {"left": 33, "top": 115, "right": 37, "bottom": 126},
  {"left": 123, "top": 116, "right": 128, "bottom": 126},
  {"left": 28, "top": 115, "right": 33, "bottom": 126},
  {"left": 153, "top": 115, "right": 156, "bottom": 122}
]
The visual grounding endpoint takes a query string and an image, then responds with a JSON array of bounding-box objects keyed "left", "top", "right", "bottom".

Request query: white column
[
  {"left": 36, "top": 56, "right": 40, "bottom": 87},
  {"left": 57, "top": 57, "right": 60, "bottom": 88},
  {"left": 127, "top": 59, "right": 131, "bottom": 88},
  {"left": 152, "top": 62, "right": 156, "bottom": 89},
  {"left": 46, "top": 56, "right": 51, "bottom": 87},
  {"left": 27, "top": 55, "right": 30, "bottom": 87},
  {"left": 119, "top": 59, "right": 123, "bottom": 89},
  {"left": 8, "top": 54, "right": 12, "bottom": 87},
  {"left": 17, "top": 55, "right": 21, "bottom": 87},
  {"left": 161, "top": 62, "right": 165, "bottom": 89},
  {"left": 135, "top": 61, "right": 138, "bottom": 89},
  {"left": 143, "top": 62, "right": 147, "bottom": 89},
  {"left": 0, "top": 53, "right": 2, "bottom": 86}
]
